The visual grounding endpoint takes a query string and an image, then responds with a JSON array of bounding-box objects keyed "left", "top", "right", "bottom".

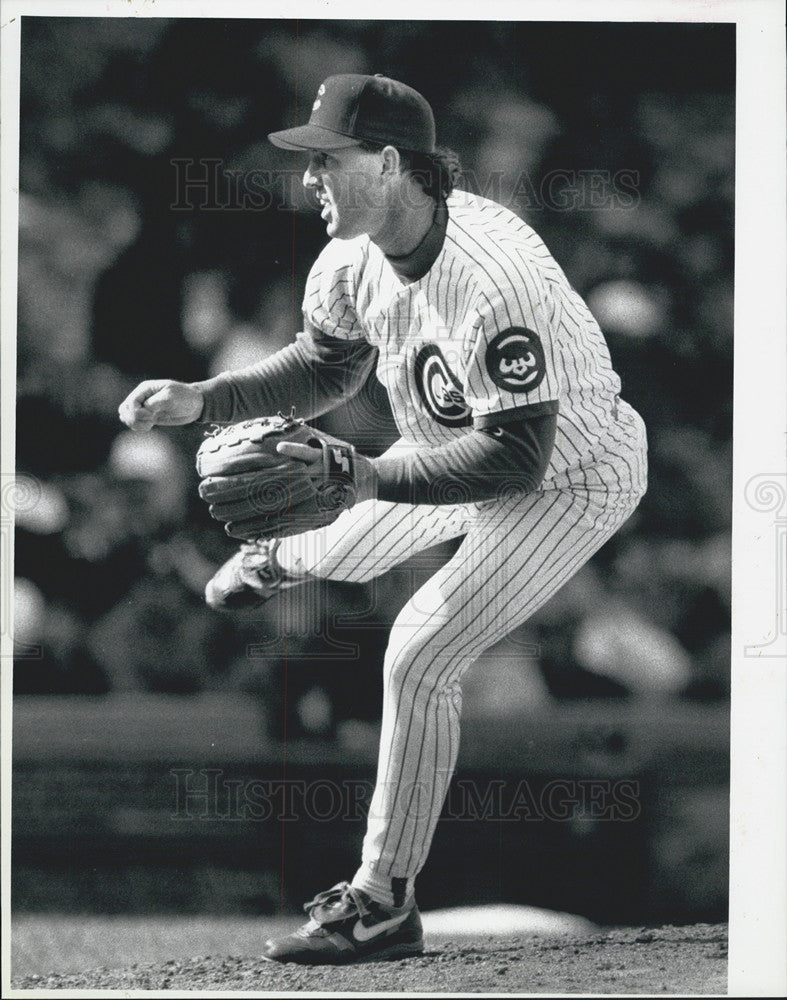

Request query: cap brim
[{"left": 267, "top": 124, "right": 361, "bottom": 151}]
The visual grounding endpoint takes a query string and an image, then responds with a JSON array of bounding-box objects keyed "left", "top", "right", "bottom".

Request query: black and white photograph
[{"left": 1, "top": 0, "right": 785, "bottom": 995}]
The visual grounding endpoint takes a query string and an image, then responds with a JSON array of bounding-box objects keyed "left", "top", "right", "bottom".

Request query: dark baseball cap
[{"left": 268, "top": 74, "right": 436, "bottom": 153}]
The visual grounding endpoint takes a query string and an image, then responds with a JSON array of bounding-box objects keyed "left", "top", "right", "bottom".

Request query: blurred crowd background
[{"left": 14, "top": 18, "right": 733, "bottom": 736}]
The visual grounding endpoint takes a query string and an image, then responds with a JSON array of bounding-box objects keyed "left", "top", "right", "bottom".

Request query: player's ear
[{"left": 380, "top": 145, "right": 401, "bottom": 178}]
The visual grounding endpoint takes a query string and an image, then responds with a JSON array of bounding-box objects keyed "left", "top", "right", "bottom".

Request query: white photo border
[{"left": 1, "top": 1, "right": 785, "bottom": 995}]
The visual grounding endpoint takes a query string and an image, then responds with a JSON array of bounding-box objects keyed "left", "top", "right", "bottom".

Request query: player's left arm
[{"left": 370, "top": 415, "right": 556, "bottom": 504}]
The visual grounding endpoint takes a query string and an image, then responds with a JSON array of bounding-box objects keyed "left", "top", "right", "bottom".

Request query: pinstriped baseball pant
[{"left": 277, "top": 407, "right": 647, "bottom": 899}]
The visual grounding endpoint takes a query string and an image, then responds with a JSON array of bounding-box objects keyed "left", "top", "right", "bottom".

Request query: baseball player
[{"left": 119, "top": 74, "right": 647, "bottom": 964}]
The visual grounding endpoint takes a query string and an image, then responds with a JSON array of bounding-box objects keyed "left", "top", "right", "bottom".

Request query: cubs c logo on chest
[
  {"left": 413, "top": 343, "right": 472, "bottom": 427},
  {"left": 486, "top": 327, "right": 546, "bottom": 393}
]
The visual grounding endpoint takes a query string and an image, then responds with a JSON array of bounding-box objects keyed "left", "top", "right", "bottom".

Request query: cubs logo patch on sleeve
[
  {"left": 485, "top": 327, "right": 546, "bottom": 393},
  {"left": 414, "top": 343, "right": 472, "bottom": 427}
]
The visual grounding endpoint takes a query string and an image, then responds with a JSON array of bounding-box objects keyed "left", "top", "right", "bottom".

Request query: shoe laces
[
  {"left": 240, "top": 539, "right": 280, "bottom": 585},
  {"left": 303, "top": 881, "right": 370, "bottom": 926}
]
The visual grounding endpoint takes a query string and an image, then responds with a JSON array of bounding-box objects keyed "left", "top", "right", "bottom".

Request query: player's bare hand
[{"left": 118, "top": 379, "right": 204, "bottom": 432}]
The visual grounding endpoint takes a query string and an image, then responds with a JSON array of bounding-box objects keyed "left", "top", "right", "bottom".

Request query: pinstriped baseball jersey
[{"left": 302, "top": 191, "right": 624, "bottom": 483}]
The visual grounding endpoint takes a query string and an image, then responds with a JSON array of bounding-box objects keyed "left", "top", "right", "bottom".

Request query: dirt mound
[{"left": 16, "top": 923, "right": 727, "bottom": 993}]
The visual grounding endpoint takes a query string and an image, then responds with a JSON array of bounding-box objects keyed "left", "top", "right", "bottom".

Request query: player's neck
[{"left": 370, "top": 184, "right": 437, "bottom": 257}]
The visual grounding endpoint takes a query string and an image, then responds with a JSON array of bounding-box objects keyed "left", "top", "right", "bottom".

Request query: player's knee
[
  {"left": 383, "top": 635, "right": 456, "bottom": 701},
  {"left": 383, "top": 648, "right": 464, "bottom": 715}
]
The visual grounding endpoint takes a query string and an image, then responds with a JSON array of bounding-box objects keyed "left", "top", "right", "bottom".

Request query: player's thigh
[
  {"left": 387, "top": 487, "right": 635, "bottom": 670},
  {"left": 279, "top": 497, "right": 474, "bottom": 582},
  {"left": 445, "top": 489, "right": 631, "bottom": 642}
]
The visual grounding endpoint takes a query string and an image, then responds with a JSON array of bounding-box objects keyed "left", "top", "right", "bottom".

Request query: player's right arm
[{"left": 119, "top": 240, "right": 372, "bottom": 432}]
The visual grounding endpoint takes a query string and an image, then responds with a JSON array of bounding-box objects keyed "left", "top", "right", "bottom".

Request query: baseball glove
[{"left": 196, "top": 413, "right": 367, "bottom": 540}]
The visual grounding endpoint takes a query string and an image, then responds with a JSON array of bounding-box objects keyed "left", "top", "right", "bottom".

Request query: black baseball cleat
[
  {"left": 204, "top": 539, "right": 304, "bottom": 611},
  {"left": 262, "top": 882, "right": 424, "bottom": 965}
]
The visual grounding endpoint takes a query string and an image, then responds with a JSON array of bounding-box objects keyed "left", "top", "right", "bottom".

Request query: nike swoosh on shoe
[{"left": 351, "top": 910, "right": 410, "bottom": 942}]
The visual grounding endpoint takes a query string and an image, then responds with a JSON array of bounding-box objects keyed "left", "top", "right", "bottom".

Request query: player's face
[{"left": 303, "top": 147, "right": 388, "bottom": 240}]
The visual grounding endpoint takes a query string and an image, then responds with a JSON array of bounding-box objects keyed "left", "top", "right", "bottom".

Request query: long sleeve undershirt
[
  {"left": 374, "top": 415, "right": 556, "bottom": 504},
  {"left": 192, "top": 327, "right": 557, "bottom": 505},
  {"left": 193, "top": 328, "right": 378, "bottom": 424}
]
